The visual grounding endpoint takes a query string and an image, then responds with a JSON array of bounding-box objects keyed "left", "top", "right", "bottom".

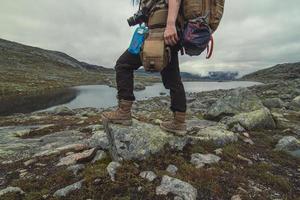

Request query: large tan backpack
[{"left": 183, "top": 0, "right": 225, "bottom": 32}]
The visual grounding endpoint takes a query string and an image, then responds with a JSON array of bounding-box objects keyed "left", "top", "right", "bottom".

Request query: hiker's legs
[
  {"left": 115, "top": 50, "right": 142, "bottom": 101},
  {"left": 160, "top": 48, "right": 187, "bottom": 113},
  {"left": 160, "top": 47, "right": 187, "bottom": 135},
  {"left": 102, "top": 50, "right": 142, "bottom": 125}
]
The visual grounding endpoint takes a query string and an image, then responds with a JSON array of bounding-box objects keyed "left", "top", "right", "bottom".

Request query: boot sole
[
  {"left": 160, "top": 124, "right": 187, "bottom": 136},
  {"left": 102, "top": 115, "right": 132, "bottom": 126}
]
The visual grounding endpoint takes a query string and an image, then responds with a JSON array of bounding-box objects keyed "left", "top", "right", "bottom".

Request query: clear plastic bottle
[{"left": 128, "top": 23, "right": 148, "bottom": 55}]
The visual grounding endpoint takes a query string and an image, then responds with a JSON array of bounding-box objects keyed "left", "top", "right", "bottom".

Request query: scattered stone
[
  {"left": 166, "top": 165, "right": 178, "bottom": 175},
  {"left": 139, "top": 171, "right": 157, "bottom": 182},
  {"left": 204, "top": 88, "right": 264, "bottom": 120},
  {"left": 231, "top": 194, "right": 242, "bottom": 200},
  {"left": 243, "top": 132, "right": 250, "bottom": 138},
  {"left": 134, "top": 83, "right": 146, "bottom": 91},
  {"left": 13, "top": 129, "right": 31, "bottom": 137},
  {"left": 243, "top": 138, "right": 254, "bottom": 145},
  {"left": 190, "top": 153, "right": 221, "bottom": 168},
  {"left": 107, "top": 161, "right": 121, "bottom": 181},
  {"left": 91, "top": 150, "right": 106, "bottom": 163},
  {"left": 214, "top": 148, "right": 223, "bottom": 155},
  {"left": 231, "top": 123, "right": 246, "bottom": 133},
  {"left": 154, "top": 119, "right": 163, "bottom": 125},
  {"left": 168, "top": 137, "right": 191, "bottom": 151},
  {"left": 263, "top": 98, "right": 284, "bottom": 109},
  {"left": 0, "top": 186, "right": 25, "bottom": 197},
  {"left": 67, "top": 164, "right": 85, "bottom": 176},
  {"left": 228, "top": 108, "right": 276, "bottom": 131},
  {"left": 53, "top": 106, "right": 76, "bottom": 116},
  {"left": 56, "top": 144, "right": 87, "bottom": 152},
  {"left": 237, "top": 154, "right": 253, "bottom": 165},
  {"left": 275, "top": 136, "right": 300, "bottom": 158},
  {"left": 53, "top": 180, "right": 84, "bottom": 197},
  {"left": 87, "top": 131, "right": 109, "bottom": 150},
  {"left": 24, "top": 158, "right": 37, "bottom": 166},
  {"left": 186, "top": 119, "right": 217, "bottom": 134},
  {"left": 104, "top": 119, "right": 177, "bottom": 161},
  {"left": 156, "top": 175, "right": 197, "bottom": 200},
  {"left": 192, "top": 125, "right": 238, "bottom": 146},
  {"left": 57, "top": 148, "right": 97, "bottom": 166},
  {"left": 290, "top": 96, "right": 300, "bottom": 109}
]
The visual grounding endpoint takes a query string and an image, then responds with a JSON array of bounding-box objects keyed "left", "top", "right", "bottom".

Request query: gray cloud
[{"left": 0, "top": 0, "right": 299, "bottom": 76}]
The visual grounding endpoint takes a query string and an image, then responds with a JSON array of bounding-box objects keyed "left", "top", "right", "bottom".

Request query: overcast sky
[{"left": 0, "top": 0, "right": 299, "bottom": 76}]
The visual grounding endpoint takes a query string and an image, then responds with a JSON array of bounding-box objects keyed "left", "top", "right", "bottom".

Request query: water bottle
[{"left": 128, "top": 23, "right": 148, "bottom": 55}]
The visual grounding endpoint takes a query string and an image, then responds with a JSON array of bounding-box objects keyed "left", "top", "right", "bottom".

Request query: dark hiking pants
[{"left": 115, "top": 47, "right": 187, "bottom": 113}]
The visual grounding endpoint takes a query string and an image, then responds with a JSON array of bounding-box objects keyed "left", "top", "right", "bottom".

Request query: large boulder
[
  {"left": 289, "top": 96, "right": 300, "bottom": 110},
  {"left": 191, "top": 125, "right": 238, "bottom": 146},
  {"left": 156, "top": 175, "right": 197, "bottom": 200},
  {"left": 53, "top": 180, "right": 84, "bottom": 197},
  {"left": 104, "top": 120, "right": 178, "bottom": 161},
  {"left": 275, "top": 136, "right": 300, "bottom": 158},
  {"left": 204, "top": 88, "right": 264, "bottom": 120},
  {"left": 263, "top": 98, "right": 285, "bottom": 109},
  {"left": 228, "top": 108, "right": 276, "bottom": 131}
]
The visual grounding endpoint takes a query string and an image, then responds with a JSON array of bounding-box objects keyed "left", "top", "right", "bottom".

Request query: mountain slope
[
  {"left": 241, "top": 62, "right": 300, "bottom": 83},
  {"left": 0, "top": 38, "right": 113, "bottom": 97}
]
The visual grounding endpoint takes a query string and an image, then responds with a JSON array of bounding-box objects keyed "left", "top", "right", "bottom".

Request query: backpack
[
  {"left": 183, "top": 0, "right": 225, "bottom": 33},
  {"left": 181, "top": 0, "right": 225, "bottom": 57}
]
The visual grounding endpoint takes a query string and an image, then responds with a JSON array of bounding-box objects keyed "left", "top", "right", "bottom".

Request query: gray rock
[
  {"left": 186, "top": 119, "right": 217, "bottom": 134},
  {"left": 87, "top": 131, "right": 109, "bottom": 150},
  {"left": 104, "top": 119, "right": 178, "bottom": 161},
  {"left": 275, "top": 136, "right": 300, "bottom": 158},
  {"left": 168, "top": 137, "right": 191, "bottom": 151},
  {"left": 228, "top": 108, "right": 276, "bottom": 131},
  {"left": 231, "top": 195, "right": 242, "bottom": 200},
  {"left": 190, "top": 153, "right": 221, "bottom": 168},
  {"left": 204, "top": 88, "right": 264, "bottom": 120},
  {"left": 107, "top": 161, "right": 121, "bottom": 181},
  {"left": 156, "top": 175, "right": 197, "bottom": 200},
  {"left": 134, "top": 83, "right": 146, "bottom": 91},
  {"left": 230, "top": 123, "right": 246, "bottom": 133},
  {"left": 53, "top": 180, "right": 84, "bottom": 197},
  {"left": 192, "top": 125, "right": 238, "bottom": 146},
  {"left": 263, "top": 98, "right": 285, "bottom": 109},
  {"left": 67, "top": 164, "right": 85, "bottom": 176},
  {"left": 91, "top": 150, "right": 107, "bottom": 163},
  {"left": 166, "top": 165, "right": 178, "bottom": 175},
  {"left": 53, "top": 106, "right": 75, "bottom": 116},
  {"left": 139, "top": 171, "right": 157, "bottom": 182},
  {"left": 0, "top": 186, "right": 25, "bottom": 197},
  {"left": 57, "top": 148, "right": 97, "bottom": 166},
  {"left": 289, "top": 96, "right": 300, "bottom": 110}
]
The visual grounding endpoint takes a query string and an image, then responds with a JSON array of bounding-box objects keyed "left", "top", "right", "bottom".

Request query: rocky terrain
[
  {"left": 0, "top": 71, "right": 300, "bottom": 199},
  {"left": 241, "top": 62, "right": 300, "bottom": 83}
]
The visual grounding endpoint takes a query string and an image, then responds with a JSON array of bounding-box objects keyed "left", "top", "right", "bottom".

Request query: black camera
[{"left": 127, "top": 10, "right": 147, "bottom": 27}]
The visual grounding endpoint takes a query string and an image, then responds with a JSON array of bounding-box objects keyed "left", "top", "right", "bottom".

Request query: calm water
[{"left": 45, "top": 81, "right": 261, "bottom": 110}]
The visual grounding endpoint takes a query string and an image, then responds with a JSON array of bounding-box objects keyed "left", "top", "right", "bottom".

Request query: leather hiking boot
[
  {"left": 101, "top": 100, "right": 133, "bottom": 126},
  {"left": 160, "top": 111, "right": 187, "bottom": 136}
]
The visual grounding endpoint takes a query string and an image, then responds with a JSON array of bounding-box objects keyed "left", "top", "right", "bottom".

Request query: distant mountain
[
  {"left": 80, "top": 62, "right": 114, "bottom": 73},
  {"left": 241, "top": 62, "right": 300, "bottom": 83},
  {"left": 135, "top": 69, "right": 203, "bottom": 81},
  {"left": 0, "top": 38, "right": 113, "bottom": 97}
]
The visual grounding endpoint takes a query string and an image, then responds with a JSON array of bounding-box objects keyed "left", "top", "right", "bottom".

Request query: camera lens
[{"left": 127, "top": 17, "right": 135, "bottom": 27}]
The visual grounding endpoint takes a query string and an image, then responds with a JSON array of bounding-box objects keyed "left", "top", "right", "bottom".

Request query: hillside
[
  {"left": 0, "top": 38, "right": 159, "bottom": 98},
  {"left": 241, "top": 62, "right": 300, "bottom": 83}
]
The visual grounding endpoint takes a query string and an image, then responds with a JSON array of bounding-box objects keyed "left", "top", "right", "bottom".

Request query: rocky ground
[{"left": 0, "top": 79, "right": 300, "bottom": 200}]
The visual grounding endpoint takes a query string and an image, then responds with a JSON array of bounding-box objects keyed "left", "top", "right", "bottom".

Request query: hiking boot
[
  {"left": 101, "top": 100, "right": 133, "bottom": 126},
  {"left": 160, "top": 111, "right": 187, "bottom": 136}
]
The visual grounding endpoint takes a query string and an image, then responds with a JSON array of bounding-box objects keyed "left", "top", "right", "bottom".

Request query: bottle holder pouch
[{"left": 141, "top": 28, "right": 171, "bottom": 72}]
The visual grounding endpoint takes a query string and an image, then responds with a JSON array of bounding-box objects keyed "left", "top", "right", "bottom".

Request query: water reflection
[{"left": 46, "top": 81, "right": 261, "bottom": 110}]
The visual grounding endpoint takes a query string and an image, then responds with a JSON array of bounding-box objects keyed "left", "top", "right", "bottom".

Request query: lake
[{"left": 44, "top": 81, "right": 261, "bottom": 111}]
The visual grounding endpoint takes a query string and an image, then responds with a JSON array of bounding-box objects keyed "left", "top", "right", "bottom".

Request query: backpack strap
[{"left": 206, "top": 35, "right": 214, "bottom": 59}]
